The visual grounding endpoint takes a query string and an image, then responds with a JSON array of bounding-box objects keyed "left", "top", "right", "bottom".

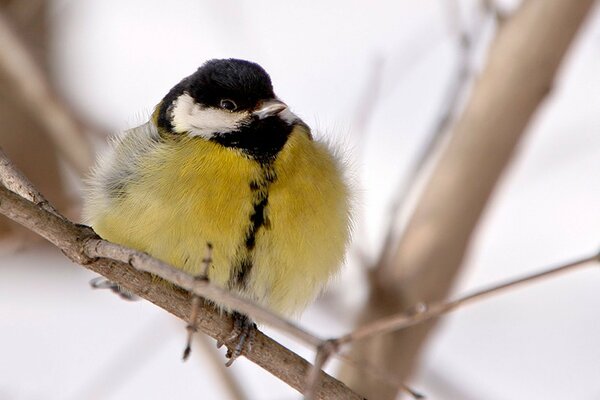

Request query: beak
[{"left": 252, "top": 99, "right": 288, "bottom": 120}]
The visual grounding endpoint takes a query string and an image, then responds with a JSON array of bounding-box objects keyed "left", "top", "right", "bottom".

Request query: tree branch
[
  {"left": 336, "top": 252, "right": 599, "bottom": 345},
  {"left": 0, "top": 175, "right": 360, "bottom": 399}
]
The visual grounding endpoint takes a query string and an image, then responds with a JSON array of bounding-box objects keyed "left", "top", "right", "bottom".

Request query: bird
[{"left": 84, "top": 58, "right": 351, "bottom": 363}]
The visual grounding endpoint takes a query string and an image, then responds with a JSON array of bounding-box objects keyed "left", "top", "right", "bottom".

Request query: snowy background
[{"left": 1, "top": 1, "right": 599, "bottom": 399}]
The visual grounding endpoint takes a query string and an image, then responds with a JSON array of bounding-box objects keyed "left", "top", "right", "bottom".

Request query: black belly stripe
[
  {"left": 228, "top": 165, "right": 276, "bottom": 290},
  {"left": 245, "top": 196, "right": 268, "bottom": 250}
]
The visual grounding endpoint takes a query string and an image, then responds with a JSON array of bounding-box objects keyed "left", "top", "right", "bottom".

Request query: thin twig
[
  {"left": 0, "top": 10, "right": 93, "bottom": 174},
  {"left": 336, "top": 253, "right": 599, "bottom": 346}
]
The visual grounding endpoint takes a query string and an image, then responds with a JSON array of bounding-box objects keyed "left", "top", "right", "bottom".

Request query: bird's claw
[{"left": 222, "top": 312, "right": 256, "bottom": 366}]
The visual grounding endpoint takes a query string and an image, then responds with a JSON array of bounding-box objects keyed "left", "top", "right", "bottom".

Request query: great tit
[{"left": 84, "top": 58, "right": 351, "bottom": 361}]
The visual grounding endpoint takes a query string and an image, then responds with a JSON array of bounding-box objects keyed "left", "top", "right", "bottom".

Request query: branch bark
[{"left": 341, "top": 1, "right": 596, "bottom": 398}]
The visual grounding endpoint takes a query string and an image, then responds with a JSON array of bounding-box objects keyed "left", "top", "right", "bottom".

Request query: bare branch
[
  {"left": 0, "top": 184, "right": 360, "bottom": 399},
  {"left": 0, "top": 10, "right": 93, "bottom": 174},
  {"left": 336, "top": 253, "right": 599, "bottom": 345}
]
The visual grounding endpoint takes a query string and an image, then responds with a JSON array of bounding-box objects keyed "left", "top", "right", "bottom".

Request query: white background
[{"left": 1, "top": 1, "right": 599, "bottom": 399}]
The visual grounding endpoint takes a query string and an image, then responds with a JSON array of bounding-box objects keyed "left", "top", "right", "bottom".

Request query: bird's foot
[{"left": 218, "top": 312, "right": 256, "bottom": 367}]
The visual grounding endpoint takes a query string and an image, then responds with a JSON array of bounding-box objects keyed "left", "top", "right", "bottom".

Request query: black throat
[{"left": 210, "top": 117, "right": 293, "bottom": 163}]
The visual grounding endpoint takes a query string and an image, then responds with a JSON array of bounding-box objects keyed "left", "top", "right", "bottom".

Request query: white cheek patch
[{"left": 170, "top": 93, "right": 248, "bottom": 138}]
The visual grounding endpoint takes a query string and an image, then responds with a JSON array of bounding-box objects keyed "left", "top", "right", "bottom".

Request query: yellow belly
[{"left": 88, "top": 127, "right": 350, "bottom": 315}]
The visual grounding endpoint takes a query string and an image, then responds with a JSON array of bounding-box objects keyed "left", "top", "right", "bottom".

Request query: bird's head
[{"left": 155, "top": 59, "right": 306, "bottom": 160}]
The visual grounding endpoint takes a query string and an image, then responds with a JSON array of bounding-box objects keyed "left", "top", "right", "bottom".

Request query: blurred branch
[
  {"left": 0, "top": 10, "right": 93, "bottom": 174},
  {"left": 341, "top": 0, "right": 596, "bottom": 398}
]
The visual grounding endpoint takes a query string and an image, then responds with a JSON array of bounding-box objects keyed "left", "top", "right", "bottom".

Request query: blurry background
[{"left": 1, "top": 0, "right": 599, "bottom": 399}]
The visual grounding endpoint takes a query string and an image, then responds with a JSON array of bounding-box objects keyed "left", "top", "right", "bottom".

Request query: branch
[
  {"left": 0, "top": 159, "right": 361, "bottom": 399},
  {"left": 336, "top": 252, "right": 599, "bottom": 345},
  {"left": 0, "top": 186, "right": 363, "bottom": 399}
]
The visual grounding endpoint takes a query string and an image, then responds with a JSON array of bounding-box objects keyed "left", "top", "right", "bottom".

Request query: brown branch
[
  {"left": 0, "top": 10, "right": 93, "bottom": 174},
  {"left": 336, "top": 253, "right": 599, "bottom": 345},
  {"left": 341, "top": 1, "right": 596, "bottom": 398},
  {"left": 0, "top": 181, "right": 360, "bottom": 398}
]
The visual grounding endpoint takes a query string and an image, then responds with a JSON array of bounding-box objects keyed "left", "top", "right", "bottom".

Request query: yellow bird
[{"left": 84, "top": 59, "right": 351, "bottom": 361}]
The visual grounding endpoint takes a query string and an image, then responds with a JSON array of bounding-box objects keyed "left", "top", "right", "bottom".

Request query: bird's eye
[{"left": 220, "top": 99, "right": 237, "bottom": 111}]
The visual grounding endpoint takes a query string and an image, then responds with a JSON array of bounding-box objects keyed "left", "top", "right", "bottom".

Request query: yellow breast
[{"left": 87, "top": 125, "right": 350, "bottom": 316}]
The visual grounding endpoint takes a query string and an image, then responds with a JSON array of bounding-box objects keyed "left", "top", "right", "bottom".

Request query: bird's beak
[{"left": 252, "top": 99, "right": 288, "bottom": 120}]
